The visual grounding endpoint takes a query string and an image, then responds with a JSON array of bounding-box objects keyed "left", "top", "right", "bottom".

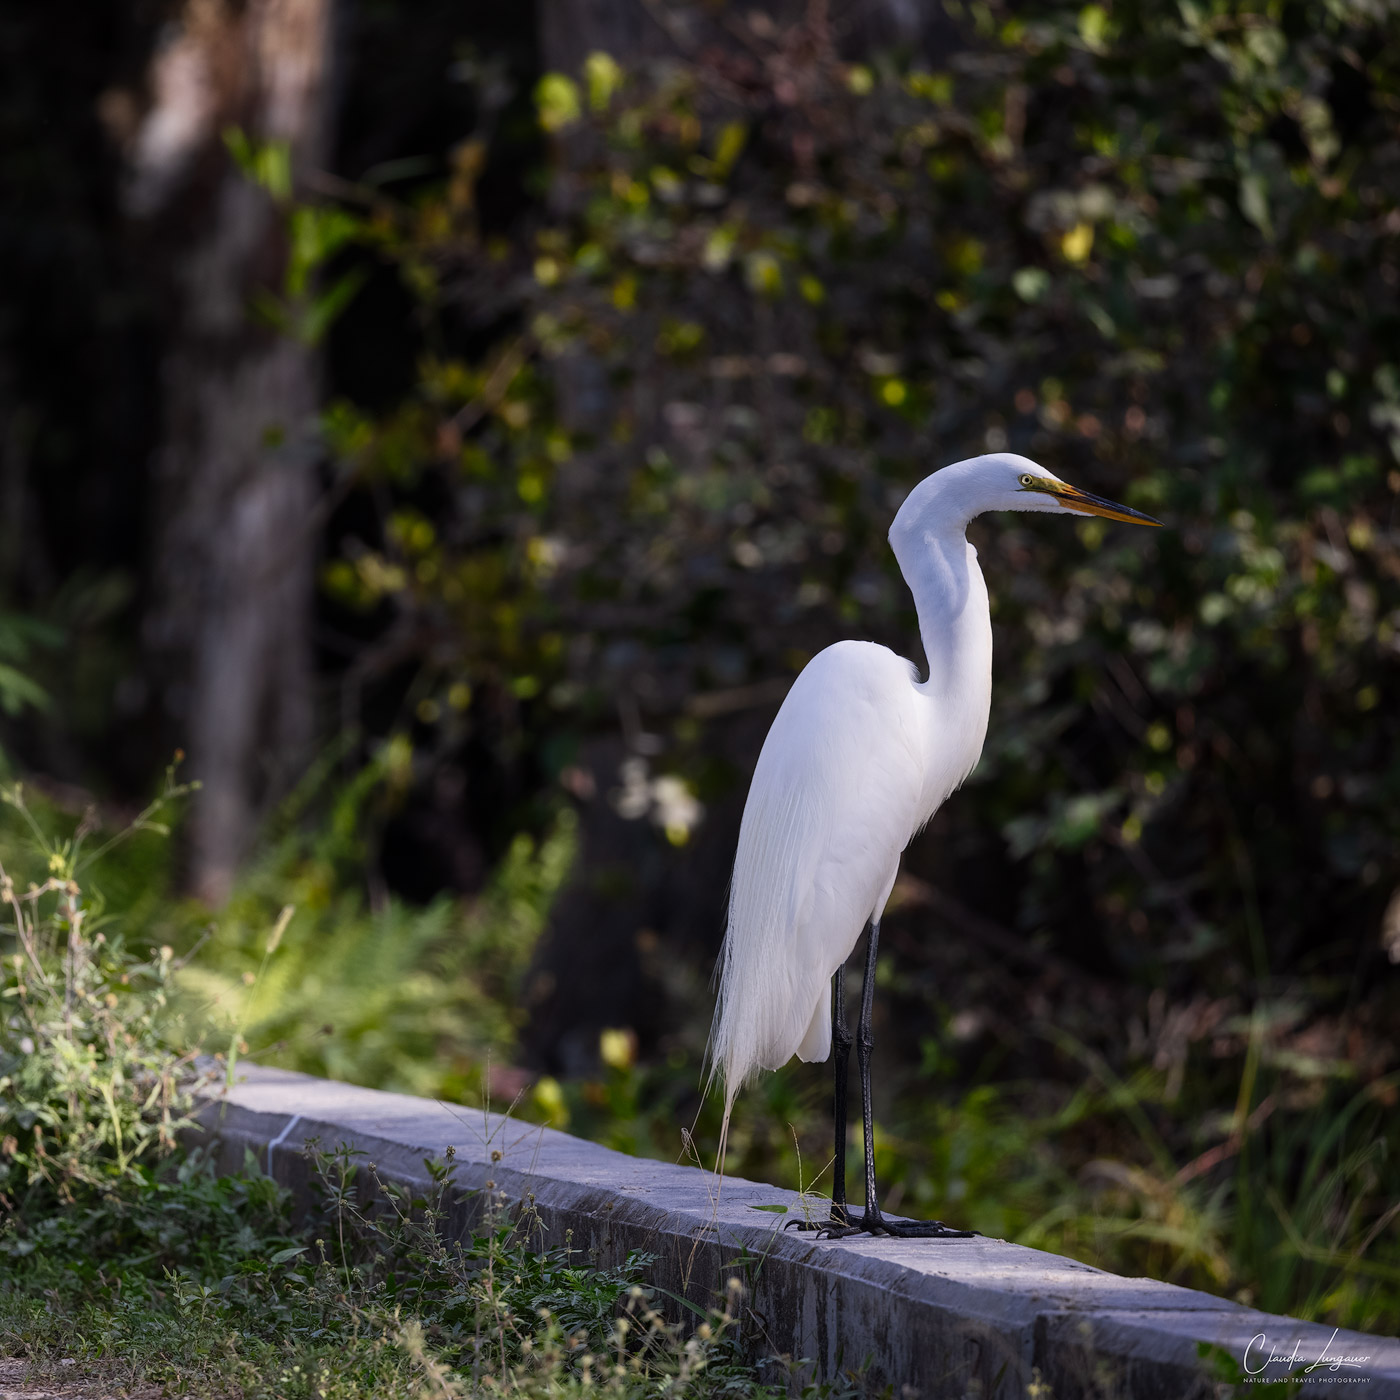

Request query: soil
[{"left": 0, "top": 1359, "right": 167, "bottom": 1400}]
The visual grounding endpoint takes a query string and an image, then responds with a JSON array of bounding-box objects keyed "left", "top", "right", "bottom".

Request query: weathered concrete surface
[{"left": 195, "top": 1064, "right": 1400, "bottom": 1399}]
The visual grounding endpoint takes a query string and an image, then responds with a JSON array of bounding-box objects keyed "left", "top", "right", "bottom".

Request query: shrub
[
  {"left": 0, "top": 774, "right": 202, "bottom": 1215},
  {"left": 170, "top": 744, "right": 578, "bottom": 1101}
]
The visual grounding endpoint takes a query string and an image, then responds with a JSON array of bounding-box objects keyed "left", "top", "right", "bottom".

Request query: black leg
[
  {"left": 856, "top": 917, "right": 881, "bottom": 1225},
  {"left": 830, "top": 961, "right": 852, "bottom": 1224},
  {"left": 814, "top": 919, "right": 975, "bottom": 1242},
  {"left": 787, "top": 957, "right": 854, "bottom": 1231}
]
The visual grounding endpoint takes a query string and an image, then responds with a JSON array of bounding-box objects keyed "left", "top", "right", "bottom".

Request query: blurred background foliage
[{"left": 1, "top": 0, "right": 1398, "bottom": 1335}]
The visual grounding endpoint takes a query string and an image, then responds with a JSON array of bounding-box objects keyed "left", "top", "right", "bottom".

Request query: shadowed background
[{"left": 1, "top": 0, "right": 1397, "bottom": 1329}]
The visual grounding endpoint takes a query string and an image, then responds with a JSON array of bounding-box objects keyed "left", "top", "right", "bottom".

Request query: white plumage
[{"left": 708, "top": 454, "right": 1160, "bottom": 1215}]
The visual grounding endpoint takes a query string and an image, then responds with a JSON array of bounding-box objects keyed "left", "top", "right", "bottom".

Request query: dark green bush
[
  {"left": 325, "top": 0, "right": 1399, "bottom": 994},
  {"left": 295, "top": 0, "right": 1400, "bottom": 1326}
]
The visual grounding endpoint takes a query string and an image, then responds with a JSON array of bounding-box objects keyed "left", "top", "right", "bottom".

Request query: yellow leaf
[
  {"left": 533, "top": 1075, "right": 568, "bottom": 1126},
  {"left": 612, "top": 275, "right": 637, "bottom": 311},
  {"left": 599, "top": 1027, "right": 637, "bottom": 1070},
  {"left": 583, "top": 52, "right": 623, "bottom": 112},
  {"left": 1061, "top": 222, "right": 1095, "bottom": 263},
  {"left": 535, "top": 74, "right": 580, "bottom": 133},
  {"left": 713, "top": 121, "right": 747, "bottom": 177},
  {"left": 1078, "top": 4, "right": 1110, "bottom": 52}
]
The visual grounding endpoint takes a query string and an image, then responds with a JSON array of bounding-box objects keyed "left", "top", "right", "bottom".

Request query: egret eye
[{"left": 1019, "top": 474, "right": 1034, "bottom": 486}]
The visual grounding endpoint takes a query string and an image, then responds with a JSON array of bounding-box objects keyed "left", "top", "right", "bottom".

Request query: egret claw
[
  {"left": 881, "top": 1219, "right": 976, "bottom": 1239},
  {"left": 810, "top": 1212, "right": 977, "bottom": 1241},
  {"left": 785, "top": 1211, "right": 852, "bottom": 1233},
  {"left": 812, "top": 1224, "right": 862, "bottom": 1240}
]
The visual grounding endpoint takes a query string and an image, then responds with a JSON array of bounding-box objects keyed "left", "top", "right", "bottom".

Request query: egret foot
[
  {"left": 810, "top": 1209, "right": 975, "bottom": 1241},
  {"left": 784, "top": 1205, "right": 851, "bottom": 1232},
  {"left": 878, "top": 1217, "right": 975, "bottom": 1239}
]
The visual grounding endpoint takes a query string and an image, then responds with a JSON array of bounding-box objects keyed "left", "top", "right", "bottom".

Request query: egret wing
[{"left": 709, "top": 641, "right": 928, "bottom": 1105}]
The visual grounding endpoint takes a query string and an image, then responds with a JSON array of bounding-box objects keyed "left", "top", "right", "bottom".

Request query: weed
[{"left": 0, "top": 772, "right": 205, "bottom": 1214}]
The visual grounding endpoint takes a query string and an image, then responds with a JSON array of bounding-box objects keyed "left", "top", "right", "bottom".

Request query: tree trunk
[{"left": 132, "top": 0, "right": 335, "bottom": 902}]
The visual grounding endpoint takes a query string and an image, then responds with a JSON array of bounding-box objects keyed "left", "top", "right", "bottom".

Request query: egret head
[{"left": 892, "top": 452, "right": 1162, "bottom": 540}]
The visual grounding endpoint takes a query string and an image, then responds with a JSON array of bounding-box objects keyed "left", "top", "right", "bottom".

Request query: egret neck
[{"left": 889, "top": 509, "right": 994, "bottom": 819}]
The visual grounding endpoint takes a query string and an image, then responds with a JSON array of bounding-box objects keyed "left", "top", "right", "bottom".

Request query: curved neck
[{"left": 892, "top": 522, "right": 992, "bottom": 703}]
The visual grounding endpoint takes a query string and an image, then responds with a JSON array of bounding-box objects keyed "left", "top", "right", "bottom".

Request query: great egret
[{"left": 709, "top": 453, "right": 1161, "bottom": 1238}]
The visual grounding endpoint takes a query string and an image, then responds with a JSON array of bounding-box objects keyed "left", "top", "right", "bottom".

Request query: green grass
[{"left": 1, "top": 1142, "right": 782, "bottom": 1400}]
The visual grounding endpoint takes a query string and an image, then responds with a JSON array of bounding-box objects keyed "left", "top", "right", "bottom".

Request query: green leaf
[
  {"left": 287, "top": 206, "right": 363, "bottom": 297},
  {"left": 713, "top": 121, "right": 747, "bottom": 178},
  {"left": 300, "top": 268, "right": 369, "bottom": 347},
  {"left": 1078, "top": 4, "right": 1111, "bottom": 53},
  {"left": 223, "top": 127, "right": 292, "bottom": 202},
  {"left": 584, "top": 52, "right": 624, "bottom": 113},
  {"left": 748, "top": 1203, "right": 789, "bottom": 1214},
  {"left": 1239, "top": 171, "right": 1272, "bottom": 238},
  {"left": 0, "top": 663, "right": 50, "bottom": 716},
  {"left": 535, "top": 74, "right": 581, "bottom": 133}
]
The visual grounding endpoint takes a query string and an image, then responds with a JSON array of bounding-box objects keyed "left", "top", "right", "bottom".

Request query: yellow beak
[{"left": 1048, "top": 481, "right": 1162, "bottom": 527}]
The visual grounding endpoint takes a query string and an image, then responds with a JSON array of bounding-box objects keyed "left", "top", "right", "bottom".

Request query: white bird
[{"left": 708, "top": 453, "right": 1161, "bottom": 1238}]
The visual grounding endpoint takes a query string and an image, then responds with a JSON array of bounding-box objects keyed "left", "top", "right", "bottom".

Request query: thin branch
[{"left": 449, "top": 336, "right": 531, "bottom": 436}]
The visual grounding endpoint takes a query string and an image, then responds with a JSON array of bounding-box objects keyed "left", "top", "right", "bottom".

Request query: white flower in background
[
  {"left": 609, "top": 758, "right": 704, "bottom": 845},
  {"left": 650, "top": 774, "right": 703, "bottom": 845}
]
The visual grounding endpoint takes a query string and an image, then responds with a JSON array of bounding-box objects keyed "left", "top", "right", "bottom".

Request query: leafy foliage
[
  {"left": 0, "top": 615, "right": 59, "bottom": 722},
  {"left": 0, "top": 775, "right": 202, "bottom": 1213},
  {"left": 521, "top": 1007, "right": 1400, "bottom": 1333},
  {"left": 315, "top": 0, "right": 1400, "bottom": 997},
  {"left": 0, "top": 785, "right": 777, "bottom": 1400},
  {"left": 289, "top": 0, "right": 1400, "bottom": 1325},
  {"left": 171, "top": 744, "right": 578, "bottom": 1100}
]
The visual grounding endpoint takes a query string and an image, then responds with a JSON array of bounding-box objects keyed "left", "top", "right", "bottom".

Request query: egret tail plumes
[
  {"left": 707, "top": 640, "right": 934, "bottom": 1142},
  {"left": 710, "top": 783, "right": 822, "bottom": 1116}
]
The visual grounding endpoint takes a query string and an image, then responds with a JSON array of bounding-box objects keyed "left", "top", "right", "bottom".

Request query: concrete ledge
[{"left": 196, "top": 1065, "right": 1400, "bottom": 1399}]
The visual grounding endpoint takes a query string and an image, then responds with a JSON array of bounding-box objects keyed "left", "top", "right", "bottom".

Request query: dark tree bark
[{"left": 132, "top": 0, "right": 335, "bottom": 902}]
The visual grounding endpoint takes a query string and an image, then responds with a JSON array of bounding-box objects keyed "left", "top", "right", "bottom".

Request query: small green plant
[
  {"left": 301, "top": 1138, "right": 781, "bottom": 1400},
  {"left": 0, "top": 613, "right": 60, "bottom": 725},
  {"left": 0, "top": 771, "right": 203, "bottom": 1215}
]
